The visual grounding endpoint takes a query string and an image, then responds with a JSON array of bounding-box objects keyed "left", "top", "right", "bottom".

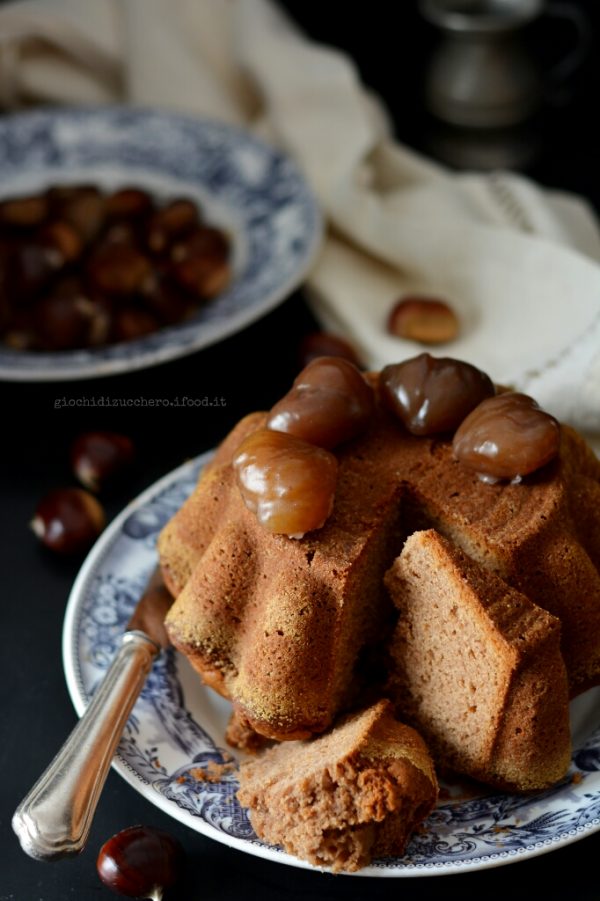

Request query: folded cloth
[{"left": 1, "top": 0, "right": 599, "bottom": 441}]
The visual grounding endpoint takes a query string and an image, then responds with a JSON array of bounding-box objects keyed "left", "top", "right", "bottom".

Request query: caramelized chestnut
[
  {"left": 2, "top": 329, "right": 35, "bottom": 350},
  {"left": 71, "top": 431, "right": 135, "bottom": 492},
  {"left": 102, "top": 222, "right": 140, "bottom": 247},
  {"left": 297, "top": 331, "right": 362, "bottom": 369},
  {"left": 233, "top": 428, "right": 338, "bottom": 537},
  {"left": 113, "top": 308, "right": 160, "bottom": 343},
  {"left": 97, "top": 825, "right": 183, "bottom": 900},
  {"left": 140, "top": 273, "right": 191, "bottom": 324},
  {"left": 170, "top": 226, "right": 228, "bottom": 263},
  {"left": 0, "top": 194, "right": 48, "bottom": 228},
  {"left": 146, "top": 199, "right": 200, "bottom": 254},
  {"left": 31, "top": 487, "right": 105, "bottom": 554},
  {"left": 381, "top": 354, "right": 495, "bottom": 436},
  {"left": 0, "top": 184, "right": 227, "bottom": 351},
  {"left": 267, "top": 356, "right": 375, "bottom": 449},
  {"left": 170, "top": 226, "right": 230, "bottom": 298},
  {"left": 35, "top": 282, "right": 98, "bottom": 350},
  {"left": 87, "top": 243, "right": 152, "bottom": 296},
  {"left": 10, "top": 240, "right": 62, "bottom": 302},
  {"left": 453, "top": 392, "right": 560, "bottom": 481},
  {"left": 106, "top": 188, "right": 153, "bottom": 221},
  {"left": 40, "top": 220, "right": 83, "bottom": 263},
  {"left": 48, "top": 185, "right": 105, "bottom": 243}
]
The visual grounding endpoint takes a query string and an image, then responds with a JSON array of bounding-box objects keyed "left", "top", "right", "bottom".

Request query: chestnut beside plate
[
  {"left": 0, "top": 107, "right": 322, "bottom": 381},
  {"left": 63, "top": 452, "right": 600, "bottom": 876}
]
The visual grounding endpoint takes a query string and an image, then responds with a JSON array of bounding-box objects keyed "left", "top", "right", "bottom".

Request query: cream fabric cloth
[{"left": 1, "top": 0, "right": 600, "bottom": 442}]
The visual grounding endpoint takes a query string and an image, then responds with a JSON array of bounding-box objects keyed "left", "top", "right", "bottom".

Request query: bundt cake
[
  {"left": 236, "top": 699, "right": 438, "bottom": 873},
  {"left": 159, "top": 375, "right": 600, "bottom": 744},
  {"left": 384, "top": 529, "right": 571, "bottom": 791}
]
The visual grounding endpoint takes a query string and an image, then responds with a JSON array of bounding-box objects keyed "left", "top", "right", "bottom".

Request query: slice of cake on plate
[
  {"left": 236, "top": 699, "right": 438, "bottom": 873},
  {"left": 385, "top": 529, "right": 571, "bottom": 791}
]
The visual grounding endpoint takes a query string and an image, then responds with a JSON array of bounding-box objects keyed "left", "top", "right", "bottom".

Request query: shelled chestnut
[{"left": 0, "top": 184, "right": 232, "bottom": 352}]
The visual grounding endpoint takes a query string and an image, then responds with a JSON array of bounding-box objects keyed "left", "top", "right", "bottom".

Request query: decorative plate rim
[
  {"left": 62, "top": 452, "right": 600, "bottom": 877},
  {"left": 0, "top": 106, "right": 323, "bottom": 382}
]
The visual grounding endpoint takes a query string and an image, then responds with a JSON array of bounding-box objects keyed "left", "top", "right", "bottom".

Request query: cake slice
[
  {"left": 236, "top": 699, "right": 438, "bottom": 873},
  {"left": 384, "top": 529, "right": 571, "bottom": 791}
]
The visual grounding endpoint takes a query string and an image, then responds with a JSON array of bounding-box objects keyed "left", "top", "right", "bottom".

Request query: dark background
[{"left": 2, "top": 1, "right": 600, "bottom": 898}]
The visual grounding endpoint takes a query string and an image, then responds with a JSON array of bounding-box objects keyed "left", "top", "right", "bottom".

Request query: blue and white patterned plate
[
  {"left": 0, "top": 107, "right": 322, "bottom": 381},
  {"left": 63, "top": 453, "right": 600, "bottom": 876}
]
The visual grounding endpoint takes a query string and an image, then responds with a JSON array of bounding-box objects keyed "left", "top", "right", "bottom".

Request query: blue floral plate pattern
[
  {"left": 0, "top": 107, "right": 322, "bottom": 381},
  {"left": 63, "top": 453, "right": 600, "bottom": 876}
]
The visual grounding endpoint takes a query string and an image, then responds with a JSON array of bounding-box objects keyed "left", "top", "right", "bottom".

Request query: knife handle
[{"left": 12, "top": 630, "right": 159, "bottom": 861}]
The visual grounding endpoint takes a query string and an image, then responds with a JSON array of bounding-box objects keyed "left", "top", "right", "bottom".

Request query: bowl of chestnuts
[{"left": 0, "top": 107, "right": 322, "bottom": 381}]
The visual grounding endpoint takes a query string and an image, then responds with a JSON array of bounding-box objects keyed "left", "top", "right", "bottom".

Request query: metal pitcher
[{"left": 420, "top": 0, "right": 590, "bottom": 128}]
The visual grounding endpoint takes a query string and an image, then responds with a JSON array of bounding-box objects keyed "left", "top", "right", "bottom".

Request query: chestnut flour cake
[
  {"left": 160, "top": 390, "right": 600, "bottom": 742},
  {"left": 158, "top": 352, "right": 600, "bottom": 869},
  {"left": 237, "top": 700, "right": 438, "bottom": 872},
  {"left": 385, "top": 529, "right": 571, "bottom": 791}
]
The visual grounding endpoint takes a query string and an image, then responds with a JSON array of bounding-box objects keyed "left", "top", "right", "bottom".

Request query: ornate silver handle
[{"left": 12, "top": 631, "right": 159, "bottom": 861}]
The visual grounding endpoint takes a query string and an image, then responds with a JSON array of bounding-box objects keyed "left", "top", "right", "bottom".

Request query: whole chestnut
[
  {"left": 71, "top": 431, "right": 135, "bottom": 492},
  {"left": 267, "top": 356, "right": 374, "bottom": 449},
  {"left": 453, "top": 392, "right": 561, "bottom": 481},
  {"left": 97, "top": 825, "right": 184, "bottom": 900},
  {"left": 31, "top": 487, "right": 105, "bottom": 554},
  {"left": 387, "top": 295, "right": 459, "bottom": 344},
  {"left": 297, "top": 331, "right": 362, "bottom": 369},
  {"left": 234, "top": 428, "right": 338, "bottom": 537},
  {"left": 380, "top": 354, "right": 495, "bottom": 436}
]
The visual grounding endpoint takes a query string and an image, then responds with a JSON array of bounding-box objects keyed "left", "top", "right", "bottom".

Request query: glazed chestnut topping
[
  {"left": 31, "top": 487, "right": 105, "bottom": 554},
  {"left": 97, "top": 825, "right": 184, "bottom": 900},
  {"left": 71, "top": 431, "right": 135, "bottom": 492},
  {"left": 297, "top": 331, "right": 362, "bottom": 369},
  {"left": 233, "top": 429, "right": 338, "bottom": 538},
  {"left": 267, "top": 356, "right": 375, "bottom": 449},
  {"left": 453, "top": 392, "right": 560, "bottom": 482},
  {"left": 381, "top": 353, "right": 495, "bottom": 436}
]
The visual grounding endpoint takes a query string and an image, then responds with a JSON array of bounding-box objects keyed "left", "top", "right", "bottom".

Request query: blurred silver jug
[{"left": 420, "top": 0, "right": 589, "bottom": 128}]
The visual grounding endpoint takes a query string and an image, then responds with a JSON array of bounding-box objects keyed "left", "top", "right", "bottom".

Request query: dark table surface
[{"left": 3, "top": 2, "right": 600, "bottom": 899}]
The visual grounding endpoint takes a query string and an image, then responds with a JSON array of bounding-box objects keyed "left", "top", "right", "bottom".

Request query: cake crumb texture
[
  {"left": 237, "top": 700, "right": 438, "bottom": 872},
  {"left": 385, "top": 529, "right": 571, "bottom": 791}
]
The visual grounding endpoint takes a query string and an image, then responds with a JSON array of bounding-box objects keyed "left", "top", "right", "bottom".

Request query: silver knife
[{"left": 12, "top": 567, "right": 172, "bottom": 862}]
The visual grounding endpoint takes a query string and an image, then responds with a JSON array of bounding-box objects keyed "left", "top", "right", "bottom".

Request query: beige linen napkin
[{"left": 1, "top": 0, "right": 599, "bottom": 441}]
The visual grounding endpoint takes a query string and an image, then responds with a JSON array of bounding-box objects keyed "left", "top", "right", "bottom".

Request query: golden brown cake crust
[{"left": 159, "top": 376, "right": 600, "bottom": 742}]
